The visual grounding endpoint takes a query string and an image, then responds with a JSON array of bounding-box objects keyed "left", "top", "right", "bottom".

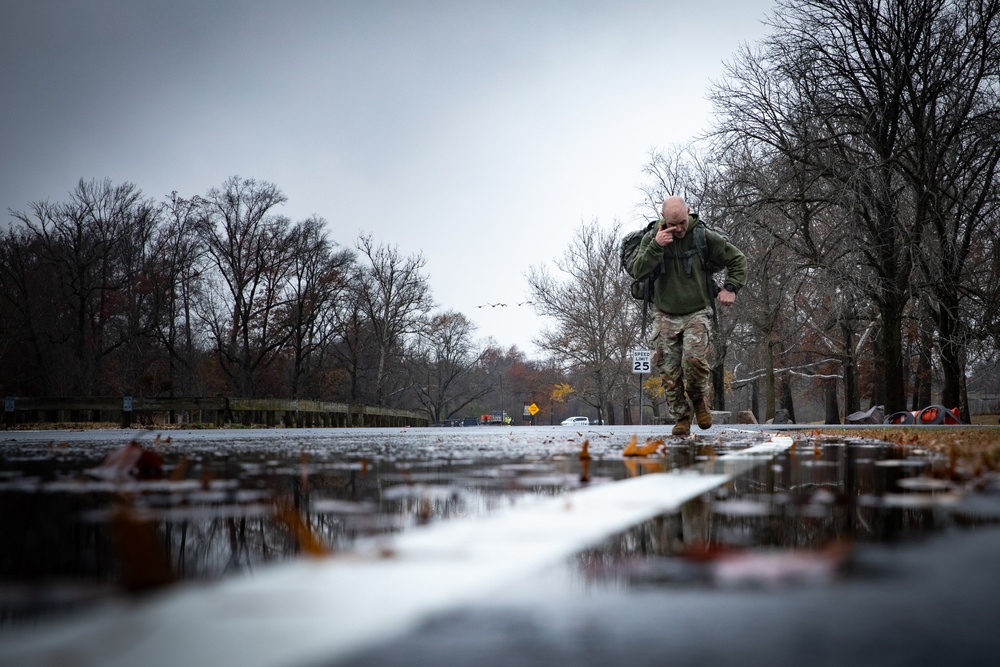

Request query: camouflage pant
[{"left": 649, "top": 306, "right": 713, "bottom": 420}]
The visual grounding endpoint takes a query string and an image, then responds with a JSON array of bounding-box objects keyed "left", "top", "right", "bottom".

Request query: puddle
[
  {"left": 570, "top": 440, "right": 1000, "bottom": 591},
  {"left": 1, "top": 429, "right": 997, "bottom": 625}
]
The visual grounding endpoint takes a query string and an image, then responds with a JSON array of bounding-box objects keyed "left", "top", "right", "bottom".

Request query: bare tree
[
  {"left": 527, "top": 220, "right": 637, "bottom": 424},
  {"left": 353, "top": 234, "right": 434, "bottom": 406},
  {"left": 282, "top": 216, "right": 353, "bottom": 398},
  {"left": 899, "top": 0, "right": 1000, "bottom": 415},
  {"left": 707, "top": 0, "right": 1000, "bottom": 413},
  {"left": 148, "top": 192, "right": 208, "bottom": 396},
  {"left": 198, "top": 176, "right": 292, "bottom": 396},
  {"left": 9, "top": 179, "right": 156, "bottom": 395},
  {"left": 0, "top": 224, "right": 58, "bottom": 394},
  {"left": 407, "top": 311, "right": 490, "bottom": 423}
]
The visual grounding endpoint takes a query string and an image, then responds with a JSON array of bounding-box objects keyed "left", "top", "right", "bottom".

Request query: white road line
[{"left": 1, "top": 435, "right": 794, "bottom": 667}]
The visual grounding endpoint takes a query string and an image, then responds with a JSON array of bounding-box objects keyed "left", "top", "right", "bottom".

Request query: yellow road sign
[{"left": 528, "top": 403, "right": 540, "bottom": 416}]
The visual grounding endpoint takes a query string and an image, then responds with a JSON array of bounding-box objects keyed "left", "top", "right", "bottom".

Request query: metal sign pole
[
  {"left": 638, "top": 373, "right": 643, "bottom": 426},
  {"left": 632, "top": 348, "right": 651, "bottom": 426}
]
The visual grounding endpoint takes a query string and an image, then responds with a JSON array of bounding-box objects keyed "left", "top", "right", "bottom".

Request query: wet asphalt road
[
  {"left": 336, "top": 524, "right": 1000, "bottom": 667},
  {"left": 3, "top": 424, "right": 999, "bottom": 666}
]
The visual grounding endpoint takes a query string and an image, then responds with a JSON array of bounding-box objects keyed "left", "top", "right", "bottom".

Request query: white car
[{"left": 561, "top": 416, "right": 590, "bottom": 426}]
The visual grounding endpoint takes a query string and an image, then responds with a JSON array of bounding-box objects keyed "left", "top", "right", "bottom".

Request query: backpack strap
[
  {"left": 660, "top": 223, "right": 711, "bottom": 278},
  {"left": 693, "top": 225, "right": 709, "bottom": 270}
]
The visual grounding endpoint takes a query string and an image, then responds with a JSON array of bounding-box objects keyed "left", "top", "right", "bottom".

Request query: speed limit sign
[{"left": 632, "top": 348, "right": 652, "bottom": 374}]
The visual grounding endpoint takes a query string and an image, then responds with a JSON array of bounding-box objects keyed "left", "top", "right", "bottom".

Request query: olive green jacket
[{"left": 631, "top": 215, "right": 748, "bottom": 316}]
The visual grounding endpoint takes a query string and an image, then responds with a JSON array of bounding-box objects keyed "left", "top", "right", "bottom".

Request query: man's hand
[
  {"left": 655, "top": 224, "right": 680, "bottom": 247},
  {"left": 717, "top": 289, "right": 736, "bottom": 306}
]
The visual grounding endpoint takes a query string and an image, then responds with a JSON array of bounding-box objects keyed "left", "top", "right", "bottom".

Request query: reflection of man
[{"left": 631, "top": 196, "right": 747, "bottom": 436}]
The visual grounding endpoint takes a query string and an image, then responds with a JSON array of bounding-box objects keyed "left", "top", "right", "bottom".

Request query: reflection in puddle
[
  {"left": 0, "top": 430, "right": 649, "bottom": 624},
  {"left": 573, "top": 440, "right": 1000, "bottom": 591},
  {"left": 2, "top": 431, "right": 998, "bottom": 624}
]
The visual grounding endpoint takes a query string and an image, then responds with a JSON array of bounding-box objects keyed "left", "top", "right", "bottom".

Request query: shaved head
[
  {"left": 659, "top": 196, "right": 690, "bottom": 237},
  {"left": 661, "top": 196, "right": 688, "bottom": 224}
]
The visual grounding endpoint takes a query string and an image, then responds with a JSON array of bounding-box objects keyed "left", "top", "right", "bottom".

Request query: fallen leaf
[
  {"left": 90, "top": 441, "right": 164, "bottom": 481},
  {"left": 637, "top": 438, "right": 664, "bottom": 456}
]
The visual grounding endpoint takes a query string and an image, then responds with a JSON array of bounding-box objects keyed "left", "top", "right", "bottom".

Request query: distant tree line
[{"left": 0, "top": 176, "right": 570, "bottom": 424}]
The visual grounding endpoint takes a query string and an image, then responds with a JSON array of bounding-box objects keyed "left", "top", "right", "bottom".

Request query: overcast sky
[{"left": 1, "top": 0, "right": 776, "bottom": 356}]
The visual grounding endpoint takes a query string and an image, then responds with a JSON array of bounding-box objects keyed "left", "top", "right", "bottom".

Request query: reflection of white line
[{"left": 2, "top": 437, "right": 793, "bottom": 667}]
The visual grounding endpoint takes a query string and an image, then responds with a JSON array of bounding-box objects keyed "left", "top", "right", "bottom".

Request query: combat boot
[
  {"left": 693, "top": 397, "right": 713, "bottom": 430},
  {"left": 671, "top": 417, "right": 691, "bottom": 436}
]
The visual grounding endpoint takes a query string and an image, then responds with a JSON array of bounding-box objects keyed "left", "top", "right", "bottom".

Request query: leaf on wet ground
[
  {"left": 623, "top": 435, "right": 663, "bottom": 457},
  {"left": 823, "top": 427, "right": 1000, "bottom": 480},
  {"left": 89, "top": 441, "right": 164, "bottom": 480}
]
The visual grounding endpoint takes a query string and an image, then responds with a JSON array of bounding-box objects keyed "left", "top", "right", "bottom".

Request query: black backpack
[{"left": 619, "top": 219, "right": 660, "bottom": 302}]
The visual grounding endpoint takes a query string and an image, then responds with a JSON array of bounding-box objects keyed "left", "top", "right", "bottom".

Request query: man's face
[{"left": 661, "top": 210, "right": 688, "bottom": 238}]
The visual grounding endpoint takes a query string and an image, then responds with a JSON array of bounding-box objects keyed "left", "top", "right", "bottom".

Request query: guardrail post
[{"left": 121, "top": 396, "right": 133, "bottom": 428}]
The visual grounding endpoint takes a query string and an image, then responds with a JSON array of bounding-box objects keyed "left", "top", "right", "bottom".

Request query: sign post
[
  {"left": 122, "top": 396, "right": 133, "bottom": 429},
  {"left": 527, "top": 402, "right": 539, "bottom": 426},
  {"left": 632, "top": 349, "right": 652, "bottom": 425},
  {"left": 3, "top": 397, "right": 13, "bottom": 430}
]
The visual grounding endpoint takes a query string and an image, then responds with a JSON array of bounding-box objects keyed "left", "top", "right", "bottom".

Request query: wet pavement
[
  {"left": 336, "top": 525, "right": 1000, "bottom": 667},
  {"left": 1, "top": 424, "right": 999, "bottom": 665}
]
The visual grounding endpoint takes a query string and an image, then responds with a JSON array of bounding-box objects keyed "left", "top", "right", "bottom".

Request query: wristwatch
[{"left": 724, "top": 283, "right": 737, "bottom": 293}]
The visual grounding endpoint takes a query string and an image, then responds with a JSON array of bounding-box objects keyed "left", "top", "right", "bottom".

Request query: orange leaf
[{"left": 636, "top": 438, "right": 663, "bottom": 456}]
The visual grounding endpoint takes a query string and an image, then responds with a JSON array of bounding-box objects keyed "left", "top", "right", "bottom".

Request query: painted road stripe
[{"left": 1, "top": 435, "right": 794, "bottom": 667}]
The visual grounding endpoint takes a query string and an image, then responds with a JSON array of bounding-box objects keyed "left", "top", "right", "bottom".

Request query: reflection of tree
[{"left": 577, "top": 441, "right": 956, "bottom": 587}]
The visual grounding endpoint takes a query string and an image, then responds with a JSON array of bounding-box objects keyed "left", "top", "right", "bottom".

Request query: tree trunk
[
  {"left": 874, "top": 304, "right": 907, "bottom": 413},
  {"left": 914, "top": 321, "right": 933, "bottom": 410},
  {"left": 824, "top": 378, "right": 840, "bottom": 424},
  {"left": 842, "top": 324, "right": 860, "bottom": 415},
  {"left": 779, "top": 375, "right": 795, "bottom": 424},
  {"left": 751, "top": 378, "right": 760, "bottom": 423},
  {"left": 765, "top": 342, "right": 776, "bottom": 421},
  {"left": 937, "top": 304, "right": 963, "bottom": 410},
  {"left": 712, "top": 338, "right": 726, "bottom": 410},
  {"left": 711, "top": 363, "right": 725, "bottom": 411}
]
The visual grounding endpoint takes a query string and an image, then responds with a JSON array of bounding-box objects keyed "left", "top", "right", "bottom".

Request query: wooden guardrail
[{"left": 1, "top": 396, "right": 429, "bottom": 429}]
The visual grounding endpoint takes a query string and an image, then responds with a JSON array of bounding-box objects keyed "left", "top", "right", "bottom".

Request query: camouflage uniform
[
  {"left": 650, "top": 306, "right": 713, "bottom": 420},
  {"left": 632, "top": 214, "right": 747, "bottom": 425}
]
